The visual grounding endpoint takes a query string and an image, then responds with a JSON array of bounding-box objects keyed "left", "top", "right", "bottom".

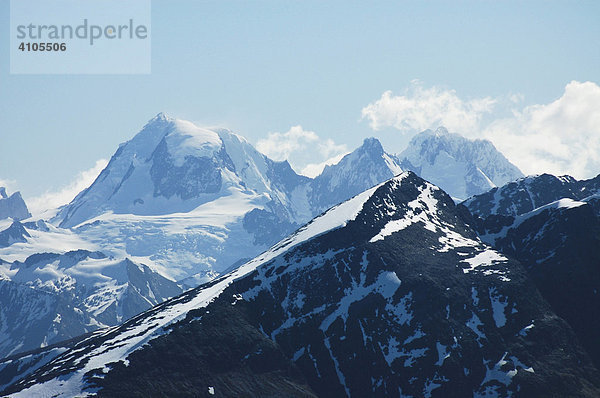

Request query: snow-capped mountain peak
[
  {"left": 308, "top": 137, "right": 404, "bottom": 213},
  {"left": 463, "top": 172, "right": 600, "bottom": 218},
  {"left": 431, "top": 125, "right": 449, "bottom": 136},
  {"left": 398, "top": 127, "right": 524, "bottom": 201},
  {"left": 56, "top": 114, "right": 303, "bottom": 229},
  {"left": 463, "top": 172, "right": 600, "bottom": 372},
  {"left": 358, "top": 136, "right": 384, "bottom": 155},
  {"left": 48, "top": 115, "right": 314, "bottom": 286},
  {"left": 0, "top": 188, "right": 31, "bottom": 221},
  {"left": 163, "top": 119, "right": 223, "bottom": 167}
]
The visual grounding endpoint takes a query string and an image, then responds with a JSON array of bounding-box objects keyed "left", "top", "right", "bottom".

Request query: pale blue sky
[{"left": 1, "top": 0, "right": 599, "bottom": 201}]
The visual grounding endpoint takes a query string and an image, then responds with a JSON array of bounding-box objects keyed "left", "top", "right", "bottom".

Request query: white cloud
[
  {"left": 363, "top": 80, "right": 600, "bottom": 179},
  {"left": 361, "top": 80, "right": 497, "bottom": 135},
  {"left": 301, "top": 152, "right": 348, "bottom": 178},
  {"left": 482, "top": 81, "right": 600, "bottom": 178},
  {"left": 27, "top": 159, "right": 109, "bottom": 217},
  {"left": 509, "top": 93, "right": 525, "bottom": 104},
  {"left": 256, "top": 125, "right": 348, "bottom": 177}
]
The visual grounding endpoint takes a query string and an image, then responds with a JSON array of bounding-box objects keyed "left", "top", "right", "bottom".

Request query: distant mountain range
[
  {"left": 0, "top": 221, "right": 183, "bottom": 359},
  {"left": 2, "top": 172, "right": 598, "bottom": 397},
  {"left": 2, "top": 113, "right": 598, "bottom": 397},
  {"left": 51, "top": 115, "right": 523, "bottom": 281},
  {"left": 398, "top": 127, "right": 523, "bottom": 200}
]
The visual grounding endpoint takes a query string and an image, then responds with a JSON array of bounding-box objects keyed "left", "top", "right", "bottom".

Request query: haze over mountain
[
  {"left": 2, "top": 114, "right": 408, "bottom": 358},
  {"left": 1, "top": 111, "right": 599, "bottom": 397},
  {"left": 0, "top": 222, "right": 183, "bottom": 359}
]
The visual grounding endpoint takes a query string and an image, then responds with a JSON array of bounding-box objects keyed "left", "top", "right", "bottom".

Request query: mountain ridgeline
[
  {"left": 51, "top": 115, "right": 524, "bottom": 281},
  {"left": 0, "top": 115, "right": 526, "bottom": 360},
  {"left": 462, "top": 173, "right": 600, "bottom": 371},
  {"left": 2, "top": 172, "right": 598, "bottom": 397},
  {"left": 1, "top": 113, "right": 598, "bottom": 397},
  {"left": 50, "top": 114, "right": 410, "bottom": 283}
]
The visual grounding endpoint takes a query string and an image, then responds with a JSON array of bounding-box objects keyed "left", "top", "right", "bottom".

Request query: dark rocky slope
[
  {"left": 3, "top": 172, "right": 599, "bottom": 397},
  {"left": 464, "top": 185, "right": 600, "bottom": 371}
]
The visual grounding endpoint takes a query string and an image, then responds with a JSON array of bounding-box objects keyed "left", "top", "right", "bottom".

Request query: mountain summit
[
  {"left": 308, "top": 137, "right": 403, "bottom": 214},
  {"left": 51, "top": 117, "right": 525, "bottom": 282},
  {"left": 50, "top": 117, "right": 407, "bottom": 282},
  {"left": 57, "top": 113, "right": 308, "bottom": 228},
  {"left": 3, "top": 172, "right": 597, "bottom": 397},
  {"left": 398, "top": 127, "right": 523, "bottom": 200},
  {"left": 0, "top": 115, "right": 532, "bottom": 359},
  {"left": 52, "top": 113, "right": 313, "bottom": 282},
  {"left": 0, "top": 188, "right": 31, "bottom": 221},
  {"left": 463, "top": 172, "right": 600, "bottom": 370}
]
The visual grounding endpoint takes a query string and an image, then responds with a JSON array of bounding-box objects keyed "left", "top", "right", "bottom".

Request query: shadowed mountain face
[
  {"left": 1, "top": 117, "right": 526, "bottom": 363},
  {"left": 463, "top": 173, "right": 600, "bottom": 371},
  {"left": 56, "top": 114, "right": 309, "bottom": 229},
  {"left": 3, "top": 172, "right": 598, "bottom": 397},
  {"left": 50, "top": 116, "right": 524, "bottom": 282},
  {"left": 0, "top": 221, "right": 29, "bottom": 248},
  {"left": 50, "top": 116, "right": 404, "bottom": 285}
]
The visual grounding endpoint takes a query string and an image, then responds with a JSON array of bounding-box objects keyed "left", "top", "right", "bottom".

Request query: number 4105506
[{"left": 18, "top": 42, "right": 66, "bottom": 51}]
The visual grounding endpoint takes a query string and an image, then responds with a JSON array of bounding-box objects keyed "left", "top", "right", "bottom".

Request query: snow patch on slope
[
  {"left": 368, "top": 178, "right": 481, "bottom": 253},
  {"left": 462, "top": 250, "right": 507, "bottom": 272},
  {"left": 370, "top": 183, "right": 439, "bottom": 242}
]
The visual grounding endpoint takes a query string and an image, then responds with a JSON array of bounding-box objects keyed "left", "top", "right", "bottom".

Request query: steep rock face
[
  {"left": 149, "top": 140, "right": 232, "bottom": 199},
  {"left": 57, "top": 114, "right": 307, "bottom": 226},
  {"left": 49, "top": 120, "right": 406, "bottom": 283},
  {"left": 3, "top": 172, "right": 598, "bottom": 397},
  {"left": 398, "top": 127, "right": 523, "bottom": 200},
  {"left": 48, "top": 117, "right": 528, "bottom": 282},
  {"left": 91, "top": 298, "right": 318, "bottom": 398},
  {"left": 0, "top": 121, "right": 405, "bottom": 363},
  {"left": 9, "top": 250, "right": 182, "bottom": 325},
  {"left": 0, "top": 189, "right": 31, "bottom": 221},
  {"left": 465, "top": 194, "right": 600, "bottom": 371},
  {"left": 231, "top": 173, "right": 597, "bottom": 397}
]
